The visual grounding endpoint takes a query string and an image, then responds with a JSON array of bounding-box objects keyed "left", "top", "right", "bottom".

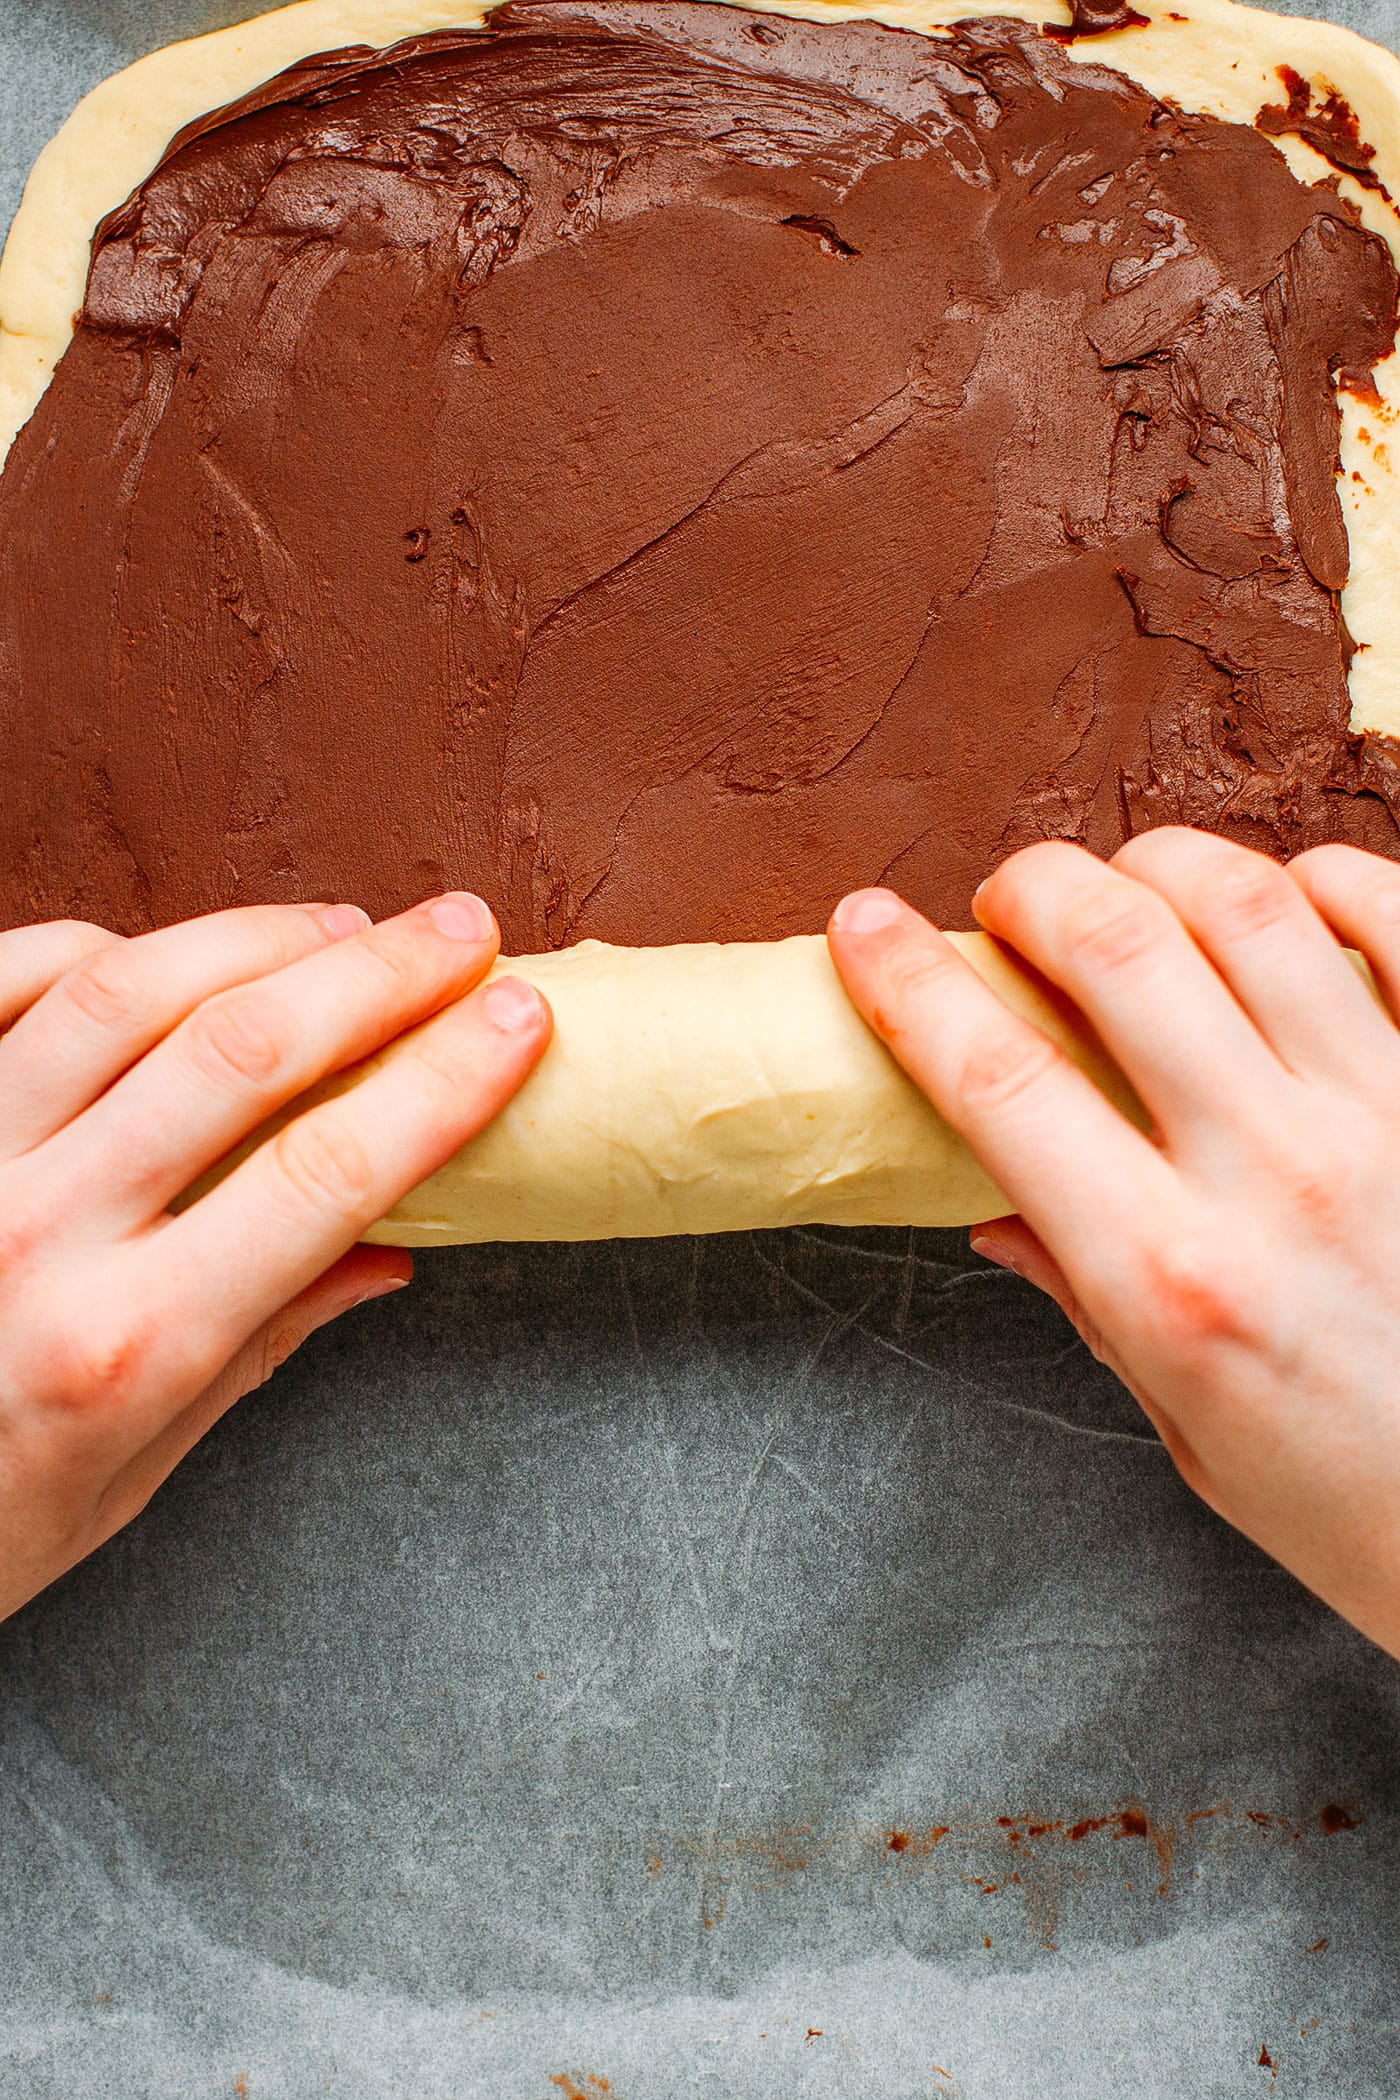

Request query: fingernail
[
  {"left": 427, "top": 891, "right": 495, "bottom": 942},
  {"left": 353, "top": 1276, "right": 409, "bottom": 1307},
  {"left": 831, "top": 888, "right": 904, "bottom": 935},
  {"left": 970, "top": 1234, "right": 1017, "bottom": 1275},
  {"left": 484, "top": 975, "right": 545, "bottom": 1032},
  {"left": 316, "top": 903, "right": 371, "bottom": 940}
]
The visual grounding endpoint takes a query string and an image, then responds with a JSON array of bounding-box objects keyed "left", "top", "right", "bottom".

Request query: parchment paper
[{"left": 0, "top": 4, "right": 1397, "bottom": 2092}]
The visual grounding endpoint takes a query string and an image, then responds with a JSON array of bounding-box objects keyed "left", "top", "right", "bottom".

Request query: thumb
[
  {"left": 969, "top": 1218, "right": 1219, "bottom": 1503},
  {"left": 224, "top": 1246, "right": 413, "bottom": 1405},
  {"left": 970, "top": 1216, "right": 1085, "bottom": 1327},
  {"left": 969, "top": 1216, "right": 1125, "bottom": 1374}
]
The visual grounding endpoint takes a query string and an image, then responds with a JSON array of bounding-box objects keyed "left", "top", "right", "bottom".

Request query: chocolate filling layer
[{"left": 1, "top": 1, "right": 1397, "bottom": 944}]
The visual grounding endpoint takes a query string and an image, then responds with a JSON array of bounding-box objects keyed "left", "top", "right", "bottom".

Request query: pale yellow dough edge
[{"left": 2, "top": 0, "right": 1396, "bottom": 1241}]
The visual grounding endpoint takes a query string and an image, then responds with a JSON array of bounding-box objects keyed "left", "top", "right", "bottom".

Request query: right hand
[{"left": 828, "top": 834, "right": 1400, "bottom": 1661}]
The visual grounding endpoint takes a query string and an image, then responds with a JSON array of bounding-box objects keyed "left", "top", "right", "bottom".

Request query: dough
[
  {"left": 2, "top": 0, "right": 1398, "bottom": 1243},
  {"left": 187, "top": 932, "right": 1140, "bottom": 1243}
]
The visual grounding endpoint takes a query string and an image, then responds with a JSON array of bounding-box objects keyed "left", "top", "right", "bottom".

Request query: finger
[
  {"left": 0, "top": 902, "right": 367, "bottom": 1161},
  {"left": 90, "top": 1249, "right": 411, "bottom": 1542},
  {"left": 1288, "top": 844, "right": 1400, "bottom": 1025},
  {"left": 969, "top": 1212, "right": 1124, "bottom": 1366},
  {"left": 34, "top": 892, "right": 501, "bottom": 1229},
  {"left": 968, "top": 1215, "right": 1209, "bottom": 1486},
  {"left": 972, "top": 841, "right": 1287, "bottom": 1155},
  {"left": 1112, "top": 828, "right": 1391, "bottom": 1086},
  {"left": 969, "top": 1212, "right": 1125, "bottom": 1370},
  {"left": 0, "top": 920, "right": 123, "bottom": 1032},
  {"left": 151, "top": 973, "right": 550, "bottom": 1376},
  {"left": 970, "top": 1214, "right": 1080, "bottom": 1317},
  {"left": 828, "top": 887, "right": 1177, "bottom": 1276}
]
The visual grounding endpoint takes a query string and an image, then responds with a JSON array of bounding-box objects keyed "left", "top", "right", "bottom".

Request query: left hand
[{"left": 0, "top": 893, "right": 550, "bottom": 1621}]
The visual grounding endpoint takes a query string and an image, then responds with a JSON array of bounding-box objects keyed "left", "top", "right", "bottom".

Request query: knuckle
[
  {"left": 407, "top": 1036, "right": 473, "bottom": 1096},
  {"left": 1137, "top": 1237, "right": 1255, "bottom": 1355},
  {"left": 954, "top": 1027, "right": 1061, "bottom": 1116},
  {"left": 1112, "top": 824, "right": 1193, "bottom": 874},
  {"left": 884, "top": 937, "right": 964, "bottom": 1008},
  {"left": 45, "top": 1312, "right": 161, "bottom": 1416},
  {"left": 865, "top": 936, "right": 963, "bottom": 1036},
  {"left": 272, "top": 1111, "right": 376, "bottom": 1218},
  {"left": 0, "top": 1200, "right": 44, "bottom": 1278},
  {"left": 353, "top": 930, "right": 430, "bottom": 1005},
  {"left": 1061, "top": 887, "right": 1166, "bottom": 979},
  {"left": 51, "top": 915, "right": 112, "bottom": 940},
  {"left": 245, "top": 902, "right": 334, "bottom": 963},
  {"left": 45, "top": 919, "right": 117, "bottom": 966},
  {"left": 1202, "top": 861, "right": 1295, "bottom": 941},
  {"left": 61, "top": 947, "right": 151, "bottom": 1035},
  {"left": 1360, "top": 879, "right": 1400, "bottom": 934},
  {"left": 1289, "top": 842, "right": 1361, "bottom": 882},
  {"left": 1007, "top": 839, "right": 1086, "bottom": 878},
  {"left": 1293, "top": 843, "right": 1400, "bottom": 920},
  {"left": 1273, "top": 1137, "right": 1359, "bottom": 1238},
  {"left": 1281, "top": 1168, "right": 1343, "bottom": 1235},
  {"left": 183, "top": 992, "right": 287, "bottom": 1087},
  {"left": 1358, "top": 867, "right": 1400, "bottom": 930},
  {"left": 981, "top": 839, "right": 1080, "bottom": 906}
]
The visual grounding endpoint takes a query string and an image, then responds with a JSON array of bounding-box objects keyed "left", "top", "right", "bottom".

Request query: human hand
[
  {"left": 828, "top": 830, "right": 1400, "bottom": 1661},
  {"left": 0, "top": 895, "right": 550, "bottom": 1622}
]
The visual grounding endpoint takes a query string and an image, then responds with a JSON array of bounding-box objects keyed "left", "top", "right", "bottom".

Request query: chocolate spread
[
  {"left": 1056, "top": 0, "right": 1149, "bottom": 43},
  {"left": 1, "top": 1, "right": 1397, "bottom": 944},
  {"left": 1257, "top": 63, "right": 1388, "bottom": 197}
]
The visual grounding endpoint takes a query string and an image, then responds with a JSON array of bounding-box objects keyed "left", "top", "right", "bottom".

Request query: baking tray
[{"left": 0, "top": 3, "right": 1397, "bottom": 2091}]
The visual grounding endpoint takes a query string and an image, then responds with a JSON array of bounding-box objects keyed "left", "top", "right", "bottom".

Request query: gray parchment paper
[{"left": 1, "top": 4, "right": 1398, "bottom": 2092}]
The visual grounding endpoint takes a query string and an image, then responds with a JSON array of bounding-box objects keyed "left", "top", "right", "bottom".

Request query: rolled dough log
[{"left": 182, "top": 933, "right": 1141, "bottom": 1244}]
